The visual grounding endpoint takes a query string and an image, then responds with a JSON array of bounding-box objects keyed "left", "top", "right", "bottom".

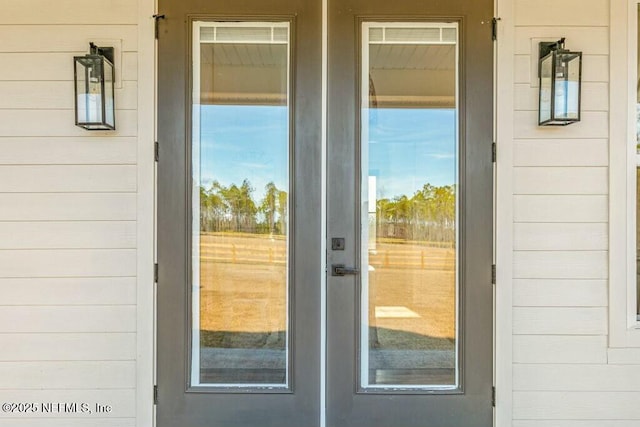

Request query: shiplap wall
[
  {"left": 3, "top": 1, "right": 640, "bottom": 426},
  {"left": 0, "top": 1, "right": 139, "bottom": 426},
  {"left": 512, "top": 0, "right": 640, "bottom": 425}
]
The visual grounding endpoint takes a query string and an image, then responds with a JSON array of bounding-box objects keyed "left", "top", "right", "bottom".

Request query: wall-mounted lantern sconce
[
  {"left": 538, "top": 38, "right": 582, "bottom": 126},
  {"left": 74, "top": 43, "right": 116, "bottom": 130}
]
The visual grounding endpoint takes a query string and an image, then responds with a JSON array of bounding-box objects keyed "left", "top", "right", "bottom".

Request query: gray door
[
  {"left": 326, "top": 0, "right": 493, "bottom": 426},
  {"left": 156, "top": 1, "right": 322, "bottom": 426},
  {"left": 157, "top": 0, "right": 493, "bottom": 425}
]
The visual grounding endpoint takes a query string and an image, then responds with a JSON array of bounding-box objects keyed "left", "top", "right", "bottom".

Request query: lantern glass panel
[
  {"left": 74, "top": 51, "right": 115, "bottom": 131},
  {"left": 539, "top": 54, "right": 553, "bottom": 123},
  {"left": 75, "top": 57, "right": 104, "bottom": 125},
  {"left": 104, "top": 59, "right": 115, "bottom": 128},
  {"left": 554, "top": 52, "right": 580, "bottom": 120},
  {"left": 74, "top": 60, "right": 86, "bottom": 124}
]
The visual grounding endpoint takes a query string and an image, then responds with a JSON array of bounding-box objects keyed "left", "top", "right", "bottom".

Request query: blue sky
[
  {"left": 368, "top": 108, "right": 457, "bottom": 198},
  {"left": 198, "top": 105, "right": 289, "bottom": 199},
  {"left": 197, "top": 105, "right": 457, "bottom": 201}
]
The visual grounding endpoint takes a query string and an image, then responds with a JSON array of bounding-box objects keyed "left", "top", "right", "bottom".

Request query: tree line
[
  {"left": 200, "top": 180, "right": 287, "bottom": 235},
  {"left": 200, "top": 180, "right": 456, "bottom": 243},
  {"left": 375, "top": 183, "right": 456, "bottom": 243}
]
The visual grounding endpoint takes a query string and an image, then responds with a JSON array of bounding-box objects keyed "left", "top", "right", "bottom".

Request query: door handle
[{"left": 331, "top": 264, "right": 360, "bottom": 276}]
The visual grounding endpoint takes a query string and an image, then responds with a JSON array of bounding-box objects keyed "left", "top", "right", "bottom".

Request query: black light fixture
[
  {"left": 538, "top": 38, "right": 582, "bottom": 126},
  {"left": 74, "top": 43, "right": 116, "bottom": 130}
]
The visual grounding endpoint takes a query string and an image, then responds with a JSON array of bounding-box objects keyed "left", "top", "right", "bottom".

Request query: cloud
[{"left": 427, "top": 153, "right": 455, "bottom": 160}]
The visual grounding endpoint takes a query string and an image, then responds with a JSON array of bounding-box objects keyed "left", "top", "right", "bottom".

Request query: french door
[{"left": 157, "top": 0, "right": 493, "bottom": 425}]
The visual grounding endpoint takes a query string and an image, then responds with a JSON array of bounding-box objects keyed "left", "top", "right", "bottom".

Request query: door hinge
[
  {"left": 153, "top": 14, "right": 165, "bottom": 39},
  {"left": 492, "top": 17, "right": 500, "bottom": 41},
  {"left": 492, "top": 142, "right": 497, "bottom": 163},
  {"left": 491, "top": 386, "right": 496, "bottom": 407},
  {"left": 154, "top": 263, "right": 159, "bottom": 283},
  {"left": 154, "top": 141, "right": 159, "bottom": 162},
  {"left": 491, "top": 264, "right": 496, "bottom": 285},
  {"left": 153, "top": 385, "right": 158, "bottom": 405}
]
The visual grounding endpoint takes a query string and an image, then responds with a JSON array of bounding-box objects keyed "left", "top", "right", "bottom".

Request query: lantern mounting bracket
[
  {"left": 539, "top": 37, "right": 566, "bottom": 63},
  {"left": 89, "top": 42, "right": 115, "bottom": 65}
]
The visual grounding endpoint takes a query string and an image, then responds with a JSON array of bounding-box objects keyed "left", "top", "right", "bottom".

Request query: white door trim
[
  {"left": 494, "top": 0, "right": 514, "bottom": 425},
  {"left": 137, "top": 1, "right": 157, "bottom": 427}
]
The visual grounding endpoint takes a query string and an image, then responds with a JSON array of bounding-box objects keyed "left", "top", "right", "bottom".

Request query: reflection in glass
[
  {"left": 192, "top": 22, "right": 290, "bottom": 386},
  {"left": 361, "top": 23, "right": 459, "bottom": 388}
]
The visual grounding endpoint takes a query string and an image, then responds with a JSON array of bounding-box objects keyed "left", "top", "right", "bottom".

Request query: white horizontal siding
[
  {"left": 513, "top": 251, "right": 608, "bottom": 279},
  {"left": 0, "top": 333, "right": 136, "bottom": 361},
  {"left": 0, "top": 1, "right": 138, "bottom": 25},
  {"left": 0, "top": 25, "right": 138, "bottom": 52},
  {"left": 513, "top": 279, "right": 607, "bottom": 307},
  {"left": 513, "top": 392, "right": 640, "bottom": 419},
  {"left": 514, "top": 223, "right": 607, "bottom": 250},
  {"left": 514, "top": 195, "right": 608, "bottom": 222},
  {"left": 0, "top": 306, "right": 135, "bottom": 333},
  {"left": 514, "top": 0, "right": 609, "bottom": 26},
  {"left": 0, "top": 277, "right": 136, "bottom": 305},
  {"left": 514, "top": 335, "right": 608, "bottom": 364},
  {"left": 513, "top": 307, "right": 608, "bottom": 335},
  {"left": 0, "top": 165, "right": 136, "bottom": 193},
  {"left": 0, "top": 110, "right": 137, "bottom": 137},
  {"left": 0, "top": 249, "right": 136, "bottom": 278},
  {"left": 514, "top": 364, "right": 640, "bottom": 391},
  {"left": 0, "top": 137, "right": 137, "bottom": 164},
  {"left": 514, "top": 167, "right": 608, "bottom": 195},
  {"left": 513, "top": 139, "right": 608, "bottom": 166},
  {"left": 0, "top": 193, "right": 136, "bottom": 221},
  {"left": 607, "top": 348, "right": 640, "bottom": 365},
  {"left": 0, "top": 222, "right": 136, "bottom": 249},
  {"left": 0, "top": 361, "right": 136, "bottom": 389},
  {"left": 0, "top": 2, "right": 143, "bottom": 426}
]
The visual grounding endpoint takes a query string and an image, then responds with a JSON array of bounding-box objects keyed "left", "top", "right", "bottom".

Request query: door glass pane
[
  {"left": 360, "top": 22, "right": 459, "bottom": 389},
  {"left": 191, "top": 21, "right": 290, "bottom": 387}
]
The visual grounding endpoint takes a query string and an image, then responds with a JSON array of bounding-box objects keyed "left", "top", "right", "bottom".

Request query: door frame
[
  {"left": 136, "top": 1, "right": 157, "bottom": 426},
  {"left": 493, "top": 0, "right": 515, "bottom": 425},
  {"left": 139, "top": 0, "right": 516, "bottom": 425}
]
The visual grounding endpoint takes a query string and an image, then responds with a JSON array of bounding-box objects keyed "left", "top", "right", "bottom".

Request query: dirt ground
[{"left": 198, "top": 233, "right": 456, "bottom": 348}]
